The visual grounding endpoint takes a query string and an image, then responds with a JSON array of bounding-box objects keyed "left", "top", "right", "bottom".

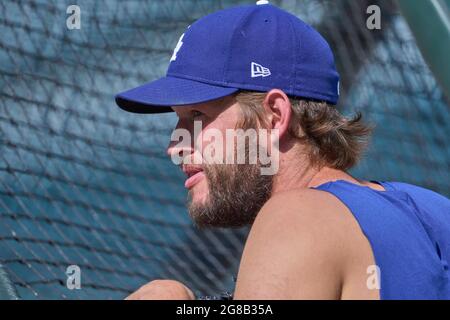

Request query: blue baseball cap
[{"left": 115, "top": 0, "right": 340, "bottom": 114}]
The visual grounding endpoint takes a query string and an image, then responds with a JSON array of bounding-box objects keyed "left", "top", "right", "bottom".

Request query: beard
[{"left": 187, "top": 160, "right": 273, "bottom": 229}]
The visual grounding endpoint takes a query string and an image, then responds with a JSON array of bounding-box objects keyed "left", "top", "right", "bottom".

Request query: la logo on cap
[
  {"left": 170, "top": 34, "right": 184, "bottom": 62},
  {"left": 170, "top": 26, "right": 190, "bottom": 62}
]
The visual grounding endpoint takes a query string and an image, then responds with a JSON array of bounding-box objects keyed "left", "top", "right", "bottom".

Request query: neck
[{"left": 271, "top": 152, "right": 358, "bottom": 195}]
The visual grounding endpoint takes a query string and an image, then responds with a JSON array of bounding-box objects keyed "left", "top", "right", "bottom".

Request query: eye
[{"left": 191, "top": 110, "right": 204, "bottom": 119}]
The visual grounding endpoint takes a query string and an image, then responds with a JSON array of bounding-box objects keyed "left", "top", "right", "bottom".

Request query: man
[{"left": 115, "top": 2, "right": 450, "bottom": 299}]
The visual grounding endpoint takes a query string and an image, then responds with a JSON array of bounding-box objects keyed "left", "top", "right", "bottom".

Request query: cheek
[{"left": 196, "top": 120, "right": 237, "bottom": 163}]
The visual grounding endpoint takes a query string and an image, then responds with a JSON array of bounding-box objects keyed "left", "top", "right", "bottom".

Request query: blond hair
[{"left": 235, "top": 91, "right": 373, "bottom": 170}]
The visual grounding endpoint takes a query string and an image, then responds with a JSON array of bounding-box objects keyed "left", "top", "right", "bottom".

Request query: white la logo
[{"left": 170, "top": 26, "right": 190, "bottom": 62}]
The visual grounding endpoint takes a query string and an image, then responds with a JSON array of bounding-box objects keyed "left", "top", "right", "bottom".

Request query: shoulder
[
  {"left": 253, "top": 188, "right": 351, "bottom": 235},
  {"left": 234, "top": 188, "right": 354, "bottom": 299}
]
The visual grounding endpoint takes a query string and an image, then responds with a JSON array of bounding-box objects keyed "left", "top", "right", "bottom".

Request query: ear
[{"left": 262, "top": 89, "right": 292, "bottom": 139}]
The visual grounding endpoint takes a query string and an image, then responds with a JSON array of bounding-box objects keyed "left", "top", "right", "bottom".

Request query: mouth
[{"left": 182, "top": 165, "right": 206, "bottom": 189}]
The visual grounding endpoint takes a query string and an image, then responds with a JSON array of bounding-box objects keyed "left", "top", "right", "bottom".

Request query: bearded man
[{"left": 115, "top": 2, "right": 450, "bottom": 300}]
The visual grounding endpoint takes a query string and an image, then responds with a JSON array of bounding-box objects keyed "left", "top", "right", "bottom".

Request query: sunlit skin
[
  {"left": 127, "top": 90, "right": 383, "bottom": 300},
  {"left": 166, "top": 94, "right": 240, "bottom": 205}
]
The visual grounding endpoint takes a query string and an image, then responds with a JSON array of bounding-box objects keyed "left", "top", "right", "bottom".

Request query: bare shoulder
[
  {"left": 254, "top": 188, "right": 351, "bottom": 233},
  {"left": 234, "top": 188, "right": 378, "bottom": 299}
]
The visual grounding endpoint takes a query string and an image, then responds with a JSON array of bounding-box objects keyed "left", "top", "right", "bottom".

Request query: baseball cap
[{"left": 115, "top": 0, "right": 340, "bottom": 114}]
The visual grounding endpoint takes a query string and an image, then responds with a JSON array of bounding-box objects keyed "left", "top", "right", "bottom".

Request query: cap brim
[{"left": 115, "top": 76, "right": 239, "bottom": 114}]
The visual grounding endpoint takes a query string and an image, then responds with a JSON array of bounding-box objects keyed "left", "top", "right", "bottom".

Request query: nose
[{"left": 166, "top": 139, "right": 191, "bottom": 159}]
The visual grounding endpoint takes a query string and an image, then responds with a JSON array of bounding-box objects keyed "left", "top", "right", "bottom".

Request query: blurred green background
[{"left": 0, "top": 0, "right": 449, "bottom": 299}]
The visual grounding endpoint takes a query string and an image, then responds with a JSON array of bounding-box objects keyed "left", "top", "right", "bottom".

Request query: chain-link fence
[{"left": 0, "top": 0, "right": 449, "bottom": 299}]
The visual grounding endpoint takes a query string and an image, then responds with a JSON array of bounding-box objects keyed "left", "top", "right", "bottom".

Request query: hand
[{"left": 125, "top": 280, "right": 196, "bottom": 300}]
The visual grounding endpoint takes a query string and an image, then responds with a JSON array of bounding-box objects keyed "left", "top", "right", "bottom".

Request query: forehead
[{"left": 172, "top": 95, "right": 238, "bottom": 116}]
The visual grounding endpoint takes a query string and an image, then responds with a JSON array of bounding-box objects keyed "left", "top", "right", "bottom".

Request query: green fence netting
[{"left": 0, "top": 0, "right": 449, "bottom": 299}]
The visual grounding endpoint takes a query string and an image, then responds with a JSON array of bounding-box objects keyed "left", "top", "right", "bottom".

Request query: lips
[{"left": 182, "top": 165, "right": 205, "bottom": 189}]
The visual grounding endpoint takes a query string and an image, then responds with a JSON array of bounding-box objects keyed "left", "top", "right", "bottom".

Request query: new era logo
[{"left": 251, "top": 62, "right": 271, "bottom": 78}]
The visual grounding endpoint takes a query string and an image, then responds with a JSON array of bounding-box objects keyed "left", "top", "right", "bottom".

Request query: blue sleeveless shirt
[{"left": 313, "top": 180, "right": 450, "bottom": 299}]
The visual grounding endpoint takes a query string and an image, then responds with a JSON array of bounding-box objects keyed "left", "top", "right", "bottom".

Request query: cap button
[{"left": 256, "top": 0, "right": 269, "bottom": 5}]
